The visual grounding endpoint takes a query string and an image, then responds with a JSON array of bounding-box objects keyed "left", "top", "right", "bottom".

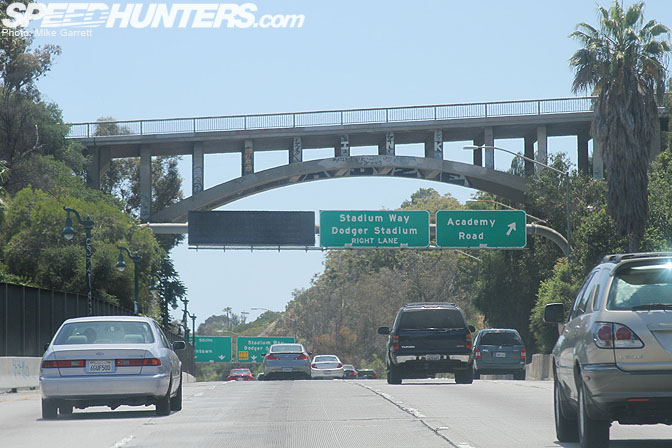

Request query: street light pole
[
  {"left": 463, "top": 145, "right": 571, "bottom": 254},
  {"left": 116, "top": 246, "right": 141, "bottom": 315},
  {"left": 63, "top": 207, "right": 95, "bottom": 316},
  {"left": 180, "top": 297, "right": 190, "bottom": 343}
]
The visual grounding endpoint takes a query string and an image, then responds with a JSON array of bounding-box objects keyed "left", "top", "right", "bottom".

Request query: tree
[{"left": 569, "top": 1, "right": 671, "bottom": 251}]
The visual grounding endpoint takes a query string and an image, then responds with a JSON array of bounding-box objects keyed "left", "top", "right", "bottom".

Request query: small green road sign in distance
[
  {"left": 320, "top": 210, "right": 430, "bottom": 248},
  {"left": 194, "top": 336, "right": 232, "bottom": 363},
  {"left": 237, "top": 336, "right": 295, "bottom": 363},
  {"left": 436, "top": 210, "right": 527, "bottom": 249}
]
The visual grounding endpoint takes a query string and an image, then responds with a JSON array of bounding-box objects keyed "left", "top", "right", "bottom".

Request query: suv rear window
[
  {"left": 607, "top": 261, "right": 672, "bottom": 310},
  {"left": 479, "top": 332, "right": 522, "bottom": 346},
  {"left": 398, "top": 309, "right": 465, "bottom": 330}
]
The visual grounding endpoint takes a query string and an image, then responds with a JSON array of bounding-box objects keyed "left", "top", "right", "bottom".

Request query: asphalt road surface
[{"left": 1, "top": 378, "right": 671, "bottom": 447}]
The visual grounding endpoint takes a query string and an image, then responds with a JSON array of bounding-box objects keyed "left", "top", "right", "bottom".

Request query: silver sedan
[
  {"left": 262, "top": 343, "right": 311, "bottom": 380},
  {"left": 39, "top": 316, "right": 184, "bottom": 419},
  {"left": 310, "top": 355, "right": 344, "bottom": 379}
]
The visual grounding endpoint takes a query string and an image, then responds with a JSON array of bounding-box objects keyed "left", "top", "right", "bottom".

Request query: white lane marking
[
  {"left": 457, "top": 444, "right": 476, "bottom": 448},
  {"left": 195, "top": 392, "right": 204, "bottom": 397},
  {"left": 109, "top": 435, "right": 134, "bottom": 448}
]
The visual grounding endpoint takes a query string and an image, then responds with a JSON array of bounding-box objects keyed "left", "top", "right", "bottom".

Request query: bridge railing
[{"left": 67, "top": 96, "right": 596, "bottom": 139}]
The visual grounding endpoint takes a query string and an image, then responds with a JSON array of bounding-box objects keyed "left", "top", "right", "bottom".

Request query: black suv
[{"left": 378, "top": 303, "right": 476, "bottom": 385}]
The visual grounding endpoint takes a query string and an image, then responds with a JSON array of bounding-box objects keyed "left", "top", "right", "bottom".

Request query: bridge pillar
[
  {"left": 86, "top": 146, "right": 111, "bottom": 190},
  {"left": 577, "top": 132, "right": 589, "bottom": 175},
  {"left": 336, "top": 135, "right": 350, "bottom": 157},
  {"left": 592, "top": 138, "right": 604, "bottom": 179},
  {"left": 536, "top": 125, "right": 548, "bottom": 167},
  {"left": 424, "top": 130, "right": 443, "bottom": 159},
  {"left": 242, "top": 139, "right": 254, "bottom": 175},
  {"left": 524, "top": 135, "right": 535, "bottom": 177},
  {"left": 291, "top": 137, "right": 302, "bottom": 163},
  {"left": 379, "top": 132, "right": 395, "bottom": 156},
  {"left": 192, "top": 142, "right": 204, "bottom": 194},
  {"left": 472, "top": 136, "right": 483, "bottom": 167},
  {"left": 484, "top": 127, "right": 494, "bottom": 169},
  {"left": 140, "top": 146, "right": 151, "bottom": 222}
]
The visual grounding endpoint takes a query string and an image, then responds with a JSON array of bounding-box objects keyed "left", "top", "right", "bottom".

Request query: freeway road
[{"left": 1, "top": 379, "right": 671, "bottom": 448}]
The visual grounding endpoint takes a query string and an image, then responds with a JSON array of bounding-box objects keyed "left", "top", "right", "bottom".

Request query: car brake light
[
  {"left": 42, "top": 360, "right": 85, "bottom": 368},
  {"left": 392, "top": 335, "right": 400, "bottom": 351},
  {"left": 520, "top": 347, "right": 526, "bottom": 360},
  {"left": 266, "top": 354, "right": 279, "bottom": 361},
  {"left": 465, "top": 331, "right": 472, "bottom": 350},
  {"left": 311, "top": 363, "right": 317, "bottom": 368},
  {"left": 337, "top": 363, "right": 343, "bottom": 368},
  {"left": 474, "top": 348, "right": 481, "bottom": 359},
  {"left": 294, "top": 354, "right": 308, "bottom": 360},
  {"left": 116, "top": 358, "right": 161, "bottom": 366},
  {"left": 613, "top": 324, "right": 644, "bottom": 348},
  {"left": 593, "top": 323, "right": 643, "bottom": 349}
]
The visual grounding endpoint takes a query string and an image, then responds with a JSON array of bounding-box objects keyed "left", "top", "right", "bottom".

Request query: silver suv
[{"left": 544, "top": 252, "right": 672, "bottom": 448}]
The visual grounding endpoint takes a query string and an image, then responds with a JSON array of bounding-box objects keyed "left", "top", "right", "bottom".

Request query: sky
[{"left": 27, "top": 0, "right": 672, "bottom": 328}]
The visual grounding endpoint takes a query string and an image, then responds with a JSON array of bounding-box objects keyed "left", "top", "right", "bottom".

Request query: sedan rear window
[
  {"left": 314, "top": 355, "right": 338, "bottom": 362},
  {"left": 479, "top": 332, "right": 522, "bottom": 346},
  {"left": 270, "top": 344, "right": 304, "bottom": 353},
  {"left": 607, "top": 261, "right": 672, "bottom": 310},
  {"left": 54, "top": 321, "right": 155, "bottom": 345},
  {"left": 398, "top": 309, "right": 465, "bottom": 330}
]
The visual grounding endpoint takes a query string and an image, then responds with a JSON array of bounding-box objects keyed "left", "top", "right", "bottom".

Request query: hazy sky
[{"left": 31, "top": 0, "right": 672, "bottom": 327}]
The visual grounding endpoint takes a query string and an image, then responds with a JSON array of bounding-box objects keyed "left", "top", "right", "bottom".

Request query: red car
[{"left": 228, "top": 368, "right": 253, "bottom": 381}]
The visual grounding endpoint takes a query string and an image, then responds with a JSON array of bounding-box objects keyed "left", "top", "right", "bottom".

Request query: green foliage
[{"left": 529, "top": 259, "right": 581, "bottom": 353}]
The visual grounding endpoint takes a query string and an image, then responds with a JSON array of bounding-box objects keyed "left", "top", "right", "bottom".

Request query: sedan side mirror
[
  {"left": 172, "top": 340, "right": 186, "bottom": 351},
  {"left": 543, "top": 303, "right": 565, "bottom": 323},
  {"left": 377, "top": 327, "right": 390, "bottom": 335},
  {"left": 468, "top": 325, "right": 476, "bottom": 333}
]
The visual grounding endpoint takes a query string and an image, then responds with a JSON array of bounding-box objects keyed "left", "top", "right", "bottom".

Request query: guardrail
[{"left": 67, "top": 97, "right": 597, "bottom": 139}]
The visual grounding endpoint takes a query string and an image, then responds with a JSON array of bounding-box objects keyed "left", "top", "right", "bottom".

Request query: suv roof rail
[
  {"left": 403, "top": 302, "right": 456, "bottom": 307},
  {"left": 602, "top": 252, "right": 672, "bottom": 264}
]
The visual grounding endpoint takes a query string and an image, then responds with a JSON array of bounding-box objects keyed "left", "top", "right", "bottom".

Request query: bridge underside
[{"left": 151, "top": 155, "right": 529, "bottom": 223}]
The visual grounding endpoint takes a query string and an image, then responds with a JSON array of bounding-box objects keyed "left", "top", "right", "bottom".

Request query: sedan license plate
[
  {"left": 495, "top": 352, "right": 506, "bottom": 358},
  {"left": 87, "top": 360, "right": 115, "bottom": 373},
  {"left": 426, "top": 354, "right": 440, "bottom": 361},
  {"left": 282, "top": 368, "right": 293, "bottom": 373}
]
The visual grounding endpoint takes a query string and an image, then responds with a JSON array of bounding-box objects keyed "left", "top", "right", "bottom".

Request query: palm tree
[{"left": 570, "top": 1, "right": 671, "bottom": 251}]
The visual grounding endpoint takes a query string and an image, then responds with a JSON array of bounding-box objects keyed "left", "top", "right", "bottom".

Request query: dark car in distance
[
  {"left": 472, "top": 329, "right": 526, "bottom": 380},
  {"left": 378, "top": 302, "right": 475, "bottom": 385},
  {"left": 357, "top": 369, "right": 378, "bottom": 379}
]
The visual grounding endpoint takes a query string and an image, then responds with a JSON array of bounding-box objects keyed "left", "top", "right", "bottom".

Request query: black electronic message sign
[{"left": 188, "top": 211, "right": 315, "bottom": 246}]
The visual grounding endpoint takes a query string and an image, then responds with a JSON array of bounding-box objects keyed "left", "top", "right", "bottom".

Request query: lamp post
[
  {"left": 63, "top": 207, "right": 95, "bottom": 316},
  {"left": 188, "top": 312, "right": 197, "bottom": 348},
  {"left": 116, "top": 246, "right": 141, "bottom": 315},
  {"left": 463, "top": 145, "right": 571, "bottom": 254},
  {"left": 179, "top": 297, "right": 190, "bottom": 343}
]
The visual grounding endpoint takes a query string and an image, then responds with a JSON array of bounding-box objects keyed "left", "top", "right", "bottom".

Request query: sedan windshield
[
  {"left": 607, "top": 262, "right": 672, "bottom": 310},
  {"left": 54, "top": 321, "right": 155, "bottom": 345}
]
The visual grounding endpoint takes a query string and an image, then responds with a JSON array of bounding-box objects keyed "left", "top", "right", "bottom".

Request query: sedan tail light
[
  {"left": 265, "top": 354, "right": 279, "bottom": 361},
  {"left": 41, "top": 360, "right": 85, "bottom": 368},
  {"left": 294, "top": 354, "right": 308, "bottom": 360},
  {"left": 116, "top": 358, "right": 161, "bottom": 367},
  {"left": 336, "top": 363, "right": 343, "bottom": 368},
  {"left": 311, "top": 363, "right": 317, "bottom": 368},
  {"left": 593, "top": 322, "right": 643, "bottom": 349}
]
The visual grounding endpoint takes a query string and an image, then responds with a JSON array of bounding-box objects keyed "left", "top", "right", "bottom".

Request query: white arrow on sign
[
  {"left": 251, "top": 355, "right": 257, "bottom": 361},
  {"left": 506, "top": 222, "right": 516, "bottom": 236},
  {"left": 218, "top": 355, "right": 225, "bottom": 360}
]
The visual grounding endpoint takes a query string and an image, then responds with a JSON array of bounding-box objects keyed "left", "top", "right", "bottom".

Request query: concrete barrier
[
  {"left": 0, "top": 357, "right": 41, "bottom": 391},
  {"left": 526, "top": 354, "right": 554, "bottom": 380}
]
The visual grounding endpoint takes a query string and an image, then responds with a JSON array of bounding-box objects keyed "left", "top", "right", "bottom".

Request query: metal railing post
[{"left": 140, "top": 121, "right": 143, "bottom": 135}]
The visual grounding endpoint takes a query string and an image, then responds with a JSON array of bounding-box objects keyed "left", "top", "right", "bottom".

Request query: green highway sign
[
  {"left": 320, "top": 210, "right": 430, "bottom": 248},
  {"left": 436, "top": 210, "right": 527, "bottom": 249},
  {"left": 194, "top": 336, "right": 232, "bottom": 363},
  {"left": 237, "top": 336, "right": 295, "bottom": 363}
]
